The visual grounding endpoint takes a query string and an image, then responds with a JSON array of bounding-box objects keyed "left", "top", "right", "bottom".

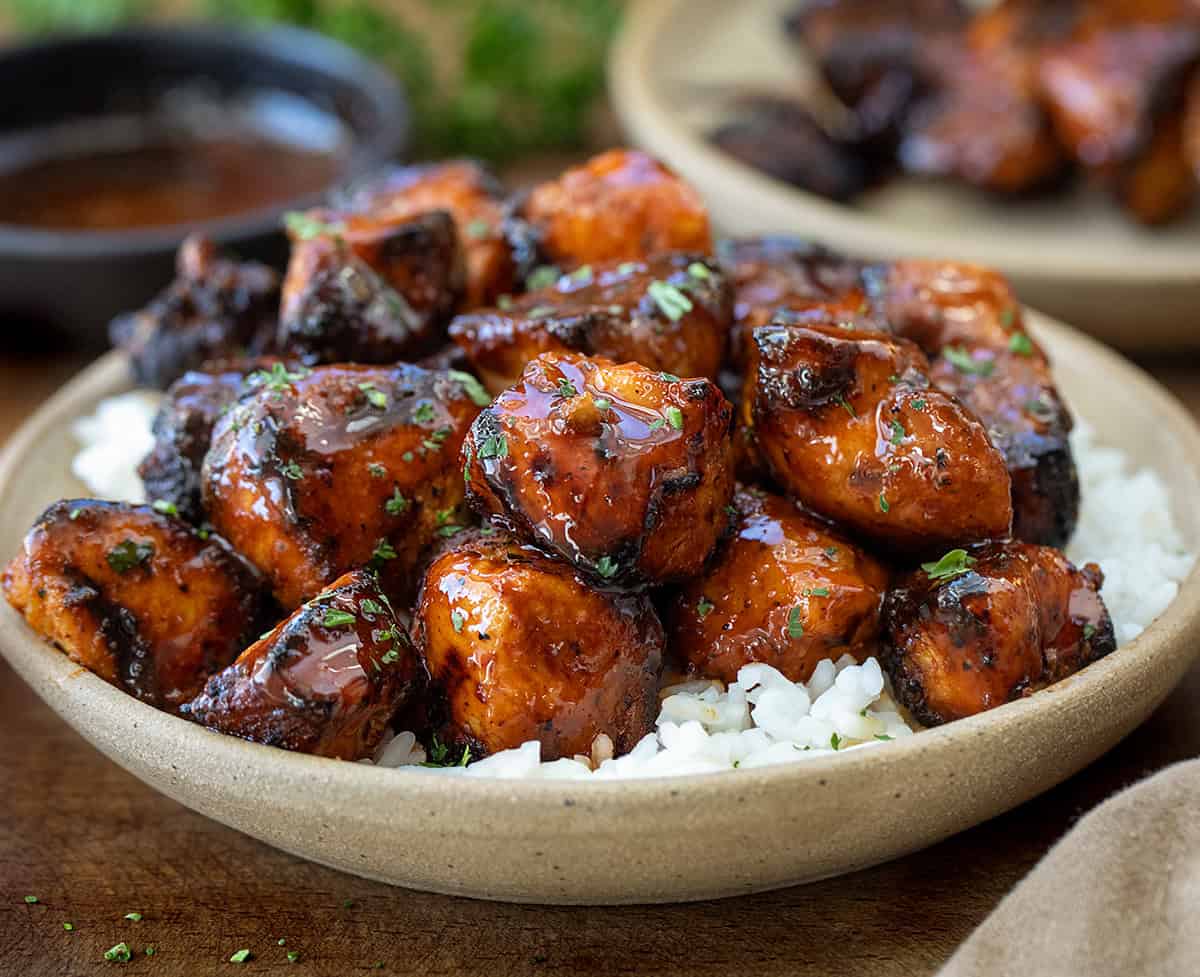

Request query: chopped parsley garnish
[
  {"left": 360, "top": 598, "right": 384, "bottom": 617},
  {"left": 527, "top": 305, "right": 555, "bottom": 319},
  {"left": 230, "top": 948, "right": 252, "bottom": 964},
  {"left": 359, "top": 382, "right": 389, "bottom": 409},
  {"left": 402, "top": 451, "right": 415, "bottom": 463},
  {"left": 368, "top": 462, "right": 387, "bottom": 479},
  {"left": 465, "top": 218, "right": 492, "bottom": 239},
  {"left": 1026, "top": 397, "right": 1054, "bottom": 418},
  {"left": 435, "top": 508, "right": 463, "bottom": 537},
  {"left": 647, "top": 281, "right": 693, "bottom": 321},
  {"left": 479, "top": 434, "right": 508, "bottom": 460},
  {"left": 1008, "top": 332, "right": 1033, "bottom": 356},
  {"left": 24, "top": 896, "right": 38, "bottom": 904},
  {"left": 145, "top": 946, "right": 155, "bottom": 956},
  {"left": 1083, "top": 623, "right": 1097, "bottom": 640},
  {"left": 617, "top": 261, "right": 639, "bottom": 275},
  {"left": 280, "top": 460, "right": 303, "bottom": 481},
  {"left": 151, "top": 499, "right": 178, "bottom": 517},
  {"left": 824, "top": 546, "right": 838, "bottom": 559},
  {"left": 595, "top": 556, "right": 619, "bottom": 579},
  {"left": 285, "top": 211, "right": 343, "bottom": 240},
  {"left": 248, "top": 361, "right": 310, "bottom": 394},
  {"left": 942, "top": 345, "right": 995, "bottom": 377},
  {"left": 878, "top": 493, "right": 890, "bottom": 513},
  {"left": 999, "top": 306, "right": 1016, "bottom": 328},
  {"left": 665, "top": 406, "right": 684, "bottom": 430},
  {"left": 413, "top": 401, "right": 436, "bottom": 424},
  {"left": 829, "top": 732, "right": 841, "bottom": 750},
  {"left": 648, "top": 418, "right": 666, "bottom": 431},
  {"left": 322, "top": 609, "right": 357, "bottom": 629},
  {"left": 68, "top": 507, "right": 82, "bottom": 520},
  {"left": 380, "top": 647, "right": 402, "bottom": 665},
  {"left": 123, "top": 912, "right": 142, "bottom": 922},
  {"left": 497, "top": 294, "right": 514, "bottom": 310},
  {"left": 557, "top": 378, "right": 578, "bottom": 398},
  {"left": 786, "top": 606, "right": 804, "bottom": 639},
  {"left": 569, "top": 264, "right": 593, "bottom": 283},
  {"left": 911, "top": 398, "right": 926, "bottom": 411},
  {"left": 372, "top": 539, "right": 398, "bottom": 563},
  {"left": 104, "top": 943, "right": 132, "bottom": 963},
  {"left": 385, "top": 489, "right": 409, "bottom": 516},
  {"left": 526, "top": 265, "right": 560, "bottom": 290},
  {"left": 806, "top": 587, "right": 831, "bottom": 597},
  {"left": 687, "top": 261, "right": 712, "bottom": 280},
  {"left": 697, "top": 597, "right": 714, "bottom": 619},
  {"left": 834, "top": 393, "right": 856, "bottom": 418},
  {"left": 921, "top": 549, "right": 977, "bottom": 581},
  {"left": 423, "top": 428, "right": 452, "bottom": 453},
  {"left": 63, "top": 922, "right": 74, "bottom": 931},
  {"left": 593, "top": 397, "right": 611, "bottom": 412},
  {"left": 875, "top": 734, "right": 894, "bottom": 741},
  {"left": 448, "top": 370, "right": 491, "bottom": 407},
  {"left": 288, "top": 951, "right": 301, "bottom": 963},
  {"left": 106, "top": 539, "right": 154, "bottom": 574},
  {"left": 451, "top": 609, "right": 466, "bottom": 633},
  {"left": 659, "top": 372, "right": 680, "bottom": 382},
  {"left": 889, "top": 420, "right": 905, "bottom": 446}
]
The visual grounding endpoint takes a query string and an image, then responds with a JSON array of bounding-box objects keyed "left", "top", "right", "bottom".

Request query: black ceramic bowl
[{"left": 0, "top": 24, "right": 408, "bottom": 347}]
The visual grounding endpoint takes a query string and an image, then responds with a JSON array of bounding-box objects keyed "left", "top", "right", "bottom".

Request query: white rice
[{"left": 70, "top": 394, "right": 1195, "bottom": 780}]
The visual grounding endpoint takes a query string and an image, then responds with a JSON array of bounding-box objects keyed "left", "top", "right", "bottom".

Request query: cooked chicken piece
[
  {"left": 335, "top": 159, "right": 517, "bottom": 308},
  {"left": 709, "top": 97, "right": 875, "bottom": 200},
  {"left": 109, "top": 235, "right": 280, "bottom": 389},
  {"left": 2, "top": 500, "right": 267, "bottom": 710},
  {"left": 1114, "top": 109, "right": 1196, "bottom": 225},
  {"left": 744, "top": 322, "right": 1012, "bottom": 551},
  {"left": 277, "top": 209, "right": 464, "bottom": 363},
  {"left": 876, "top": 260, "right": 1080, "bottom": 546},
  {"left": 186, "top": 570, "right": 419, "bottom": 759},
  {"left": 785, "top": 0, "right": 968, "bottom": 144},
  {"left": 463, "top": 352, "right": 735, "bottom": 587},
  {"left": 718, "top": 236, "right": 875, "bottom": 370},
  {"left": 415, "top": 532, "right": 664, "bottom": 760},
  {"left": 666, "top": 486, "right": 888, "bottom": 684},
  {"left": 883, "top": 541, "right": 1115, "bottom": 725},
  {"left": 519, "top": 149, "right": 713, "bottom": 270},
  {"left": 448, "top": 253, "right": 731, "bottom": 394},
  {"left": 1186, "top": 72, "right": 1200, "bottom": 179},
  {"left": 138, "top": 360, "right": 286, "bottom": 524},
  {"left": 202, "top": 363, "right": 485, "bottom": 609}
]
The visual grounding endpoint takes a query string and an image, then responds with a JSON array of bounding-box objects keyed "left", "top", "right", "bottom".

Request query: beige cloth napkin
[{"left": 938, "top": 759, "right": 1200, "bottom": 977}]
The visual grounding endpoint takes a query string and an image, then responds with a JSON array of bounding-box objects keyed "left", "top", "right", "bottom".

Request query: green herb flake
[
  {"left": 806, "top": 587, "right": 831, "bottom": 597},
  {"left": 824, "top": 546, "right": 839, "bottom": 559},
  {"left": 879, "top": 493, "right": 890, "bottom": 514},
  {"left": 368, "top": 462, "right": 387, "bottom": 479},
  {"left": 889, "top": 419, "right": 905, "bottom": 446},
  {"left": 999, "top": 306, "right": 1016, "bottom": 329},
  {"left": 527, "top": 305, "right": 555, "bottom": 319},
  {"left": 69, "top": 507, "right": 82, "bottom": 520},
  {"left": 24, "top": 896, "right": 38, "bottom": 904},
  {"left": 617, "top": 261, "right": 640, "bottom": 275},
  {"left": 422, "top": 428, "right": 452, "bottom": 453},
  {"left": 451, "top": 609, "right": 466, "bottom": 633},
  {"left": 596, "top": 556, "right": 619, "bottom": 579},
  {"left": 557, "top": 378, "right": 577, "bottom": 399},
  {"left": 123, "top": 912, "right": 142, "bottom": 922},
  {"left": 911, "top": 398, "right": 926, "bottom": 411},
  {"left": 287, "top": 950, "right": 301, "bottom": 963},
  {"left": 497, "top": 294, "right": 514, "bottom": 310},
  {"left": 569, "top": 264, "right": 593, "bottom": 283},
  {"left": 413, "top": 401, "right": 436, "bottom": 424},
  {"left": 380, "top": 647, "right": 401, "bottom": 665},
  {"left": 372, "top": 539, "right": 398, "bottom": 564},
  {"left": 830, "top": 732, "right": 841, "bottom": 750},
  {"left": 280, "top": 460, "right": 303, "bottom": 481},
  {"left": 697, "top": 597, "right": 714, "bottom": 619},
  {"left": 104, "top": 943, "right": 132, "bottom": 963},
  {"left": 659, "top": 372, "right": 680, "bottom": 382},
  {"left": 647, "top": 281, "right": 693, "bottom": 322},
  {"left": 448, "top": 370, "right": 491, "bottom": 407},
  {"left": 106, "top": 540, "right": 154, "bottom": 574},
  {"left": 875, "top": 734, "right": 894, "bottom": 741},
  {"left": 1008, "top": 332, "right": 1033, "bottom": 356},
  {"left": 943, "top": 345, "right": 995, "bottom": 377},
  {"left": 151, "top": 499, "right": 178, "bottom": 517},
  {"left": 648, "top": 418, "right": 666, "bottom": 431},
  {"left": 1083, "top": 623, "right": 1097, "bottom": 640},
  {"left": 920, "top": 549, "right": 978, "bottom": 581},
  {"left": 285, "top": 211, "right": 343, "bottom": 240},
  {"left": 786, "top": 606, "right": 804, "bottom": 639},
  {"left": 835, "top": 393, "right": 856, "bottom": 418},
  {"left": 360, "top": 599, "right": 383, "bottom": 617},
  {"left": 593, "top": 397, "right": 611, "bottom": 412},
  {"left": 665, "top": 406, "right": 684, "bottom": 430},
  {"left": 63, "top": 922, "right": 74, "bottom": 931},
  {"left": 465, "top": 218, "right": 492, "bottom": 239},
  {"left": 358, "top": 382, "right": 389, "bottom": 410},
  {"left": 385, "top": 488, "right": 409, "bottom": 516},
  {"left": 247, "top": 361, "right": 311, "bottom": 396},
  {"left": 401, "top": 451, "right": 415, "bottom": 463},
  {"left": 322, "top": 609, "right": 357, "bottom": 629},
  {"left": 687, "top": 261, "right": 712, "bottom": 280},
  {"left": 230, "top": 948, "right": 252, "bottom": 964},
  {"left": 526, "top": 265, "right": 560, "bottom": 291},
  {"left": 479, "top": 434, "right": 508, "bottom": 460}
]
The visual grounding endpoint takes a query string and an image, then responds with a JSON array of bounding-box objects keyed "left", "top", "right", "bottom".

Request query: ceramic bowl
[
  {"left": 2, "top": 312, "right": 1200, "bottom": 905},
  {"left": 608, "top": 0, "right": 1200, "bottom": 351}
]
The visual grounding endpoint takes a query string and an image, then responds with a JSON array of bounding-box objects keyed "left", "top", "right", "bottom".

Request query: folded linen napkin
[{"left": 938, "top": 758, "right": 1200, "bottom": 977}]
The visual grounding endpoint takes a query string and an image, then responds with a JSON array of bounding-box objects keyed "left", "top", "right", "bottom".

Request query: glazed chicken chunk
[
  {"left": 519, "top": 149, "right": 713, "bottom": 270},
  {"left": 463, "top": 352, "right": 735, "bottom": 587},
  {"left": 667, "top": 486, "right": 889, "bottom": 684},
  {"left": 277, "top": 208, "right": 465, "bottom": 364},
  {"left": 415, "top": 532, "right": 665, "bottom": 760},
  {"left": 2, "top": 500, "right": 267, "bottom": 710},
  {"left": 883, "top": 541, "right": 1116, "bottom": 725},
  {"left": 449, "top": 253, "right": 732, "bottom": 394},
  {"left": 744, "top": 321, "right": 1013, "bottom": 551},
  {"left": 109, "top": 234, "right": 280, "bottom": 389},
  {"left": 203, "top": 362, "right": 485, "bottom": 609},
  {"left": 187, "top": 570, "right": 420, "bottom": 760},
  {"left": 335, "top": 159, "right": 520, "bottom": 308}
]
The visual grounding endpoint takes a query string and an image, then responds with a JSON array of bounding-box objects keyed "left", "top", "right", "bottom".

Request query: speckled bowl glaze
[
  {"left": 3, "top": 311, "right": 1200, "bottom": 905},
  {"left": 609, "top": 0, "right": 1200, "bottom": 351}
]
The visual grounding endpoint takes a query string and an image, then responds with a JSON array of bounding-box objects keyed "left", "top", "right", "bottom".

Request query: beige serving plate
[
  {"left": 609, "top": 0, "right": 1200, "bottom": 351},
  {"left": 3, "top": 314, "right": 1200, "bottom": 905}
]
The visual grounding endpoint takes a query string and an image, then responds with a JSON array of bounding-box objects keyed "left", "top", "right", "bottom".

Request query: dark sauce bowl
[{"left": 0, "top": 24, "right": 408, "bottom": 347}]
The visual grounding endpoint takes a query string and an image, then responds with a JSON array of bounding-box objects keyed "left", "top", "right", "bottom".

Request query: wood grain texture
[{"left": 2, "top": 353, "right": 1199, "bottom": 977}]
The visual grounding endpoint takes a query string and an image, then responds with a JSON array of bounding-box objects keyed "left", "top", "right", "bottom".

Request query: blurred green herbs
[{"left": 7, "top": 0, "right": 620, "bottom": 161}]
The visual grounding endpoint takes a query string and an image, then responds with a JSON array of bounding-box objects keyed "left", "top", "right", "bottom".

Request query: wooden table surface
[{"left": 3, "top": 347, "right": 1200, "bottom": 977}]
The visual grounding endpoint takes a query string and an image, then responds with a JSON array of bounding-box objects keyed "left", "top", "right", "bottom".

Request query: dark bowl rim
[{"left": 0, "top": 21, "right": 409, "bottom": 258}]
